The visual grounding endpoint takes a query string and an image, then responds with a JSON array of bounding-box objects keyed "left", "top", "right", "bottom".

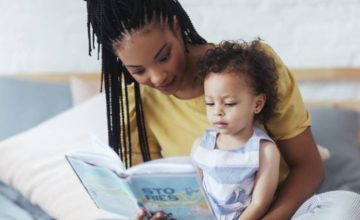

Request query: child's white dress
[{"left": 192, "top": 127, "right": 274, "bottom": 220}]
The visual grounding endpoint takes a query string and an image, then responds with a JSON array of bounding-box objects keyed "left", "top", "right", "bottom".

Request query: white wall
[
  {"left": 0, "top": 0, "right": 100, "bottom": 74},
  {"left": 1, "top": 0, "right": 360, "bottom": 75},
  {"left": 185, "top": 0, "right": 360, "bottom": 68}
]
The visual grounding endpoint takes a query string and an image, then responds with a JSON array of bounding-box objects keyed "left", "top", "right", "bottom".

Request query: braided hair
[{"left": 84, "top": 0, "right": 206, "bottom": 167}]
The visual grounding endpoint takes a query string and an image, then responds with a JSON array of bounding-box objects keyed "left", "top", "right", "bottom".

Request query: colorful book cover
[
  {"left": 130, "top": 174, "right": 212, "bottom": 219},
  {"left": 66, "top": 156, "right": 214, "bottom": 219}
]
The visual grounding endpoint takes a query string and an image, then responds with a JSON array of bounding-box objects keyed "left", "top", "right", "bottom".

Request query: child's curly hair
[{"left": 197, "top": 40, "right": 279, "bottom": 123}]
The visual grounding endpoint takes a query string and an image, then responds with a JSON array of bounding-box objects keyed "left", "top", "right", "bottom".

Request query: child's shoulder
[
  {"left": 259, "top": 139, "right": 280, "bottom": 162},
  {"left": 191, "top": 128, "right": 217, "bottom": 154},
  {"left": 253, "top": 127, "right": 279, "bottom": 158},
  {"left": 254, "top": 127, "right": 274, "bottom": 142}
]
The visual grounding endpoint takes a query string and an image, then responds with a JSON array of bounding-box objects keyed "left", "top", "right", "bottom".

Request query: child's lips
[{"left": 213, "top": 122, "right": 227, "bottom": 128}]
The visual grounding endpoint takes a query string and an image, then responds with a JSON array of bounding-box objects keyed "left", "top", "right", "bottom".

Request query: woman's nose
[{"left": 150, "top": 69, "right": 167, "bottom": 86}]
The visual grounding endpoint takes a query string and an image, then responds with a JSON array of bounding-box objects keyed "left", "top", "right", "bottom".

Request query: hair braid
[{"left": 85, "top": 0, "right": 206, "bottom": 167}]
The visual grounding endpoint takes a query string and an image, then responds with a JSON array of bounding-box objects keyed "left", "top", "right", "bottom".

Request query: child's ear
[{"left": 254, "top": 94, "right": 266, "bottom": 114}]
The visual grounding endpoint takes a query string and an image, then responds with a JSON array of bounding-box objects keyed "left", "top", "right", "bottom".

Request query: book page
[
  {"left": 67, "top": 157, "right": 138, "bottom": 218},
  {"left": 66, "top": 135, "right": 126, "bottom": 174},
  {"left": 67, "top": 151, "right": 125, "bottom": 175},
  {"left": 126, "top": 156, "right": 195, "bottom": 175}
]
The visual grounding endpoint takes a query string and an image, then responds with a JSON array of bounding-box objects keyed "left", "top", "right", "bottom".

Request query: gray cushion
[
  {"left": 309, "top": 107, "right": 360, "bottom": 193},
  {"left": 0, "top": 77, "right": 72, "bottom": 141},
  {"left": 0, "top": 180, "right": 52, "bottom": 220}
]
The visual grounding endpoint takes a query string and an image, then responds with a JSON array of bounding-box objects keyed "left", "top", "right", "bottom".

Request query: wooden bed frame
[
  {"left": 11, "top": 68, "right": 360, "bottom": 81},
  {"left": 10, "top": 68, "right": 360, "bottom": 110},
  {"left": 292, "top": 68, "right": 360, "bottom": 111}
]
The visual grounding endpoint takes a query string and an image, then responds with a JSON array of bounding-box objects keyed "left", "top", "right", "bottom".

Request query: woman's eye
[
  {"left": 159, "top": 55, "right": 169, "bottom": 62},
  {"left": 159, "top": 50, "right": 171, "bottom": 63},
  {"left": 131, "top": 69, "right": 145, "bottom": 75},
  {"left": 205, "top": 102, "right": 214, "bottom": 106}
]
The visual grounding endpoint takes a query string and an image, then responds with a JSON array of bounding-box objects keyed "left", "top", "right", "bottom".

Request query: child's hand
[{"left": 135, "top": 208, "right": 166, "bottom": 220}]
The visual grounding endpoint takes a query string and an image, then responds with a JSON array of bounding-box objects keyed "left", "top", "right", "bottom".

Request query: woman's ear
[{"left": 254, "top": 94, "right": 266, "bottom": 114}]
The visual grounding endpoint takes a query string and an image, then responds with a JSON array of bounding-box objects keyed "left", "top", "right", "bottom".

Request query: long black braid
[{"left": 84, "top": 0, "right": 207, "bottom": 168}]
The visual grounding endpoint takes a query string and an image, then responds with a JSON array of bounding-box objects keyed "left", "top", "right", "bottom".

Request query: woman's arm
[
  {"left": 263, "top": 127, "right": 324, "bottom": 220},
  {"left": 256, "top": 43, "right": 324, "bottom": 219},
  {"left": 238, "top": 140, "right": 280, "bottom": 220}
]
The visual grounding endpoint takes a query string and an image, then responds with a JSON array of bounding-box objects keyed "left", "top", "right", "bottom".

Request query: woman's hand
[{"left": 135, "top": 208, "right": 166, "bottom": 220}]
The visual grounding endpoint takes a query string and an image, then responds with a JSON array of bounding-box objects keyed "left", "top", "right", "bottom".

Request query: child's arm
[{"left": 238, "top": 140, "right": 280, "bottom": 220}]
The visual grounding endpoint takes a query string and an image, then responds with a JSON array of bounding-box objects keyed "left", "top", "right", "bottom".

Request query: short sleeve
[
  {"left": 260, "top": 43, "right": 311, "bottom": 141},
  {"left": 123, "top": 85, "right": 162, "bottom": 166}
]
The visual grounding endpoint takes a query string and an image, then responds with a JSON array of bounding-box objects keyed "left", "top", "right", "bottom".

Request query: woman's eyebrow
[
  {"left": 125, "top": 43, "right": 169, "bottom": 68},
  {"left": 153, "top": 43, "right": 168, "bottom": 60}
]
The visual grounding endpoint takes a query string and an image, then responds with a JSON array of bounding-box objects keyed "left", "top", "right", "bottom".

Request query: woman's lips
[{"left": 156, "top": 77, "right": 175, "bottom": 91}]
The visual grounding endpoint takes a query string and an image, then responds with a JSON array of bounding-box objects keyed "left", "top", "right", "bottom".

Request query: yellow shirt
[{"left": 126, "top": 43, "right": 311, "bottom": 183}]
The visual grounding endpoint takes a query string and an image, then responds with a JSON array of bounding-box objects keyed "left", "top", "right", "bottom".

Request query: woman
[{"left": 84, "top": 0, "right": 360, "bottom": 219}]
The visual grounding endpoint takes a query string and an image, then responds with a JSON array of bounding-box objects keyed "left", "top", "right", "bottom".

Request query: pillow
[
  {"left": 309, "top": 107, "right": 360, "bottom": 194},
  {"left": 0, "top": 77, "right": 72, "bottom": 141},
  {"left": 69, "top": 76, "right": 100, "bottom": 106},
  {"left": 0, "top": 93, "right": 122, "bottom": 220}
]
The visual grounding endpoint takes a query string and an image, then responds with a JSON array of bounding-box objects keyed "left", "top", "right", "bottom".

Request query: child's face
[{"left": 204, "top": 72, "right": 264, "bottom": 135}]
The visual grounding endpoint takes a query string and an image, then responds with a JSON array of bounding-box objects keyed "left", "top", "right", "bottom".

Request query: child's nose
[{"left": 214, "top": 105, "right": 224, "bottom": 116}]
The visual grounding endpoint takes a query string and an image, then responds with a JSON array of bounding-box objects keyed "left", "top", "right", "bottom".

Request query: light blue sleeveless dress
[{"left": 192, "top": 127, "right": 274, "bottom": 220}]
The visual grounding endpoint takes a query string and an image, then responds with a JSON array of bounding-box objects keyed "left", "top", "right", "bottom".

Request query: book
[{"left": 65, "top": 138, "right": 214, "bottom": 220}]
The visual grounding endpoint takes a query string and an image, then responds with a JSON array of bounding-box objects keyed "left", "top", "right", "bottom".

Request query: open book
[{"left": 65, "top": 138, "right": 213, "bottom": 220}]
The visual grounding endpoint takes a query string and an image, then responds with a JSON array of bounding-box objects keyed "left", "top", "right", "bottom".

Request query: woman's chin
[
  {"left": 156, "top": 88, "right": 174, "bottom": 95},
  {"left": 155, "top": 84, "right": 178, "bottom": 95}
]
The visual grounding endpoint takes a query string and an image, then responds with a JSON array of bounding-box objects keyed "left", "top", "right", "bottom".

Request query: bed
[{"left": 0, "top": 69, "right": 359, "bottom": 219}]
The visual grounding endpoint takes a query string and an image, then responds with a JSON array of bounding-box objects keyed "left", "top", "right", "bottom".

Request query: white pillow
[
  {"left": 0, "top": 93, "right": 124, "bottom": 220},
  {"left": 69, "top": 76, "right": 101, "bottom": 106}
]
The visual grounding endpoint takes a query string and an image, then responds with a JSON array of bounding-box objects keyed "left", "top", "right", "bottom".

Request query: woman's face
[{"left": 113, "top": 21, "right": 188, "bottom": 95}]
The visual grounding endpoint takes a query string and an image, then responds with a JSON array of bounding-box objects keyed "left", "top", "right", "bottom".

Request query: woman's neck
[{"left": 173, "top": 43, "right": 215, "bottom": 99}]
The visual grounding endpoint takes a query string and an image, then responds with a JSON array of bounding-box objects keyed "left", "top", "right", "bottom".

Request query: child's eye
[
  {"left": 205, "top": 102, "right": 214, "bottom": 106},
  {"left": 225, "top": 103, "right": 237, "bottom": 107}
]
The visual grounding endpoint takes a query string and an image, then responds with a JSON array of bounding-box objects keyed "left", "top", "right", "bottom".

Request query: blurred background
[
  {"left": 0, "top": 0, "right": 359, "bottom": 75},
  {"left": 1, "top": 1, "right": 360, "bottom": 219}
]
